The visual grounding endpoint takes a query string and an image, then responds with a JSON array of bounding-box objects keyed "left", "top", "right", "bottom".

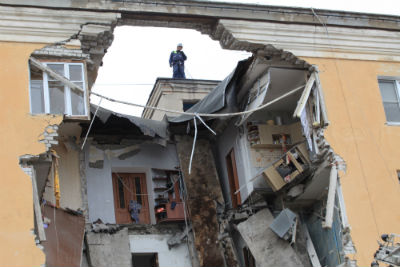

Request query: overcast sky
[{"left": 92, "top": 0, "right": 400, "bottom": 117}]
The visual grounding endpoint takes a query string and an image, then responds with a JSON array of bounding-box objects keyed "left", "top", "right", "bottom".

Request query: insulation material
[
  {"left": 41, "top": 205, "right": 85, "bottom": 267},
  {"left": 237, "top": 209, "right": 305, "bottom": 267}
]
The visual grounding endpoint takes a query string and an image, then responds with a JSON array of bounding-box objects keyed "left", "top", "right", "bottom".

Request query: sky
[{"left": 91, "top": 0, "right": 400, "bottom": 117}]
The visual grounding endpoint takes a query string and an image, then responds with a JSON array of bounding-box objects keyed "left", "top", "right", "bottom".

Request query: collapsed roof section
[{"left": 90, "top": 105, "right": 169, "bottom": 140}]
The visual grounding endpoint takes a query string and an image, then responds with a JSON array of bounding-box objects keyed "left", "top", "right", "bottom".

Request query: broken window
[
  {"left": 29, "top": 62, "right": 87, "bottom": 116},
  {"left": 378, "top": 78, "right": 400, "bottom": 123}
]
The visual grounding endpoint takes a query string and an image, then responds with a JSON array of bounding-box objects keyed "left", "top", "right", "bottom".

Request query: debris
[
  {"left": 269, "top": 208, "right": 297, "bottom": 240},
  {"left": 237, "top": 209, "right": 305, "bottom": 267}
]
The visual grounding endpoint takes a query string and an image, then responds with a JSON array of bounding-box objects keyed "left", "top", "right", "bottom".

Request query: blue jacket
[{"left": 169, "top": 50, "right": 187, "bottom": 66}]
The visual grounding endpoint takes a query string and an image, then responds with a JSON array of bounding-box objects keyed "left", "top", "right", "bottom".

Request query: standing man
[{"left": 169, "top": 43, "right": 187, "bottom": 79}]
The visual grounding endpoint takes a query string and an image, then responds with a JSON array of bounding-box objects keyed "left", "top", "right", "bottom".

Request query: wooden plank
[
  {"left": 293, "top": 72, "right": 316, "bottom": 118},
  {"left": 287, "top": 152, "right": 303, "bottom": 172},
  {"left": 251, "top": 144, "right": 294, "bottom": 149},
  {"left": 296, "top": 142, "right": 311, "bottom": 164},
  {"left": 263, "top": 167, "right": 286, "bottom": 191}
]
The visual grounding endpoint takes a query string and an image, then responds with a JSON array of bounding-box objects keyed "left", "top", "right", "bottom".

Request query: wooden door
[
  {"left": 226, "top": 149, "right": 241, "bottom": 208},
  {"left": 112, "top": 173, "right": 150, "bottom": 224}
]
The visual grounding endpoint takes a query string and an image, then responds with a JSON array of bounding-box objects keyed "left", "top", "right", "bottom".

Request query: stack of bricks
[{"left": 39, "top": 125, "right": 59, "bottom": 151}]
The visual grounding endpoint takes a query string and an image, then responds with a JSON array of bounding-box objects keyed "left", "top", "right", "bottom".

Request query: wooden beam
[
  {"left": 293, "top": 72, "right": 316, "bottom": 118},
  {"left": 29, "top": 57, "right": 84, "bottom": 93}
]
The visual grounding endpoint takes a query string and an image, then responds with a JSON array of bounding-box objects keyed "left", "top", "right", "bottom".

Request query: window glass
[
  {"left": 48, "top": 81, "right": 65, "bottom": 114},
  {"left": 378, "top": 80, "right": 400, "bottom": 123},
  {"left": 379, "top": 80, "right": 397, "bottom": 102},
  {"left": 69, "top": 65, "right": 83, "bottom": 81},
  {"left": 47, "top": 64, "right": 64, "bottom": 78},
  {"left": 29, "top": 62, "right": 86, "bottom": 116},
  {"left": 30, "top": 70, "right": 45, "bottom": 114},
  {"left": 30, "top": 80, "right": 45, "bottom": 114},
  {"left": 182, "top": 100, "right": 199, "bottom": 111},
  {"left": 383, "top": 103, "right": 400, "bottom": 122},
  {"left": 71, "top": 82, "right": 85, "bottom": 115}
]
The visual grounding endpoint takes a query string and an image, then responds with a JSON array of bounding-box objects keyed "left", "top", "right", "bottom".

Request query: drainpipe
[{"left": 323, "top": 164, "right": 337, "bottom": 229}]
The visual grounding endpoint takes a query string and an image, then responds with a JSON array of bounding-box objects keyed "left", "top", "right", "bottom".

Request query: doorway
[
  {"left": 112, "top": 173, "right": 150, "bottom": 224},
  {"left": 132, "top": 253, "right": 158, "bottom": 267},
  {"left": 226, "top": 149, "right": 241, "bottom": 209}
]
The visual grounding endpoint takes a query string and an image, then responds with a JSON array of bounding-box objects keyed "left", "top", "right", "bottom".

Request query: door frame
[
  {"left": 111, "top": 167, "right": 155, "bottom": 224},
  {"left": 226, "top": 148, "right": 241, "bottom": 208}
]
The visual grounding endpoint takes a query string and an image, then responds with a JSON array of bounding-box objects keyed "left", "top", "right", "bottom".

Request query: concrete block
[
  {"left": 237, "top": 209, "right": 305, "bottom": 267},
  {"left": 86, "top": 228, "right": 132, "bottom": 267}
]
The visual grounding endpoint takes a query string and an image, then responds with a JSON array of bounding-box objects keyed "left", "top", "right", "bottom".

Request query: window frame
[
  {"left": 29, "top": 61, "right": 89, "bottom": 118},
  {"left": 378, "top": 76, "right": 400, "bottom": 126}
]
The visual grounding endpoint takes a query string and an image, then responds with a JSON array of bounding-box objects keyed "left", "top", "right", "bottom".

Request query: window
[
  {"left": 378, "top": 79, "right": 400, "bottom": 124},
  {"left": 29, "top": 62, "right": 87, "bottom": 116},
  {"left": 397, "top": 170, "right": 400, "bottom": 184},
  {"left": 182, "top": 100, "right": 199, "bottom": 111}
]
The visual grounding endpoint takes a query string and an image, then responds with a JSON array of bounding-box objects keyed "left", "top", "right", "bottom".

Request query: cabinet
[
  {"left": 262, "top": 143, "right": 310, "bottom": 191},
  {"left": 248, "top": 122, "right": 304, "bottom": 148},
  {"left": 152, "top": 170, "right": 185, "bottom": 223}
]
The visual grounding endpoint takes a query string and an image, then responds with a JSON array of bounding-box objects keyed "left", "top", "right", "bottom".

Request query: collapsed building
[
  {"left": 1, "top": 1, "right": 400, "bottom": 267},
  {"left": 23, "top": 44, "right": 356, "bottom": 267}
]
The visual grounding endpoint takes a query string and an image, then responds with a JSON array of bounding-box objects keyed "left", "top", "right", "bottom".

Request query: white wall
[
  {"left": 215, "top": 122, "right": 260, "bottom": 206},
  {"left": 129, "top": 234, "right": 192, "bottom": 267},
  {"left": 85, "top": 141, "right": 180, "bottom": 224}
]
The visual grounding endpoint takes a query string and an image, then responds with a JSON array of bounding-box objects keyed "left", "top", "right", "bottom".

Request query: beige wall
[
  {"left": 151, "top": 91, "right": 207, "bottom": 121},
  {"left": 0, "top": 41, "right": 63, "bottom": 266},
  {"left": 42, "top": 144, "right": 83, "bottom": 211},
  {"left": 304, "top": 57, "right": 400, "bottom": 266}
]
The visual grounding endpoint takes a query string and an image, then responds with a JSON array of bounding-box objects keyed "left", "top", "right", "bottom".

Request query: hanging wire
[
  {"left": 188, "top": 116, "right": 198, "bottom": 175},
  {"left": 81, "top": 97, "right": 103, "bottom": 150}
]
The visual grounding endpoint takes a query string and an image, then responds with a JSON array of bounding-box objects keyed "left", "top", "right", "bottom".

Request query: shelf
[
  {"left": 251, "top": 144, "right": 293, "bottom": 149},
  {"left": 154, "top": 187, "right": 168, "bottom": 192},
  {"left": 152, "top": 177, "right": 168, "bottom": 181}
]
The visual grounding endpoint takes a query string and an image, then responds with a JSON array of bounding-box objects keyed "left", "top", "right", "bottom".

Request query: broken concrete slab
[
  {"left": 86, "top": 228, "right": 132, "bottom": 267},
  {"left": 237, "top": 208, "right": 305, "bottom": 267}
]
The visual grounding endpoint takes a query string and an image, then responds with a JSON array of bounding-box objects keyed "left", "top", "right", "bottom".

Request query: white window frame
[
  {"left": 29, "top": 61, "right": 88, "bottom": 117},
  {"left": 378, "top": 76, "right": 400, "bottom": 126}
]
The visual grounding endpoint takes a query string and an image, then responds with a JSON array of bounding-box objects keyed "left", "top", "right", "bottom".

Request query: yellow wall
[
  {"left": 0, "top": 42, "right": 62, "bottom": 267},
  {"left": 304, "top": 57, "right": 400, "bottom": 266}
]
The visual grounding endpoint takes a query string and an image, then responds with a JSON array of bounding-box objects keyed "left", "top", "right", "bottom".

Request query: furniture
[{"left": 262, "top": 143, "right": 310, "bottom": 191}]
